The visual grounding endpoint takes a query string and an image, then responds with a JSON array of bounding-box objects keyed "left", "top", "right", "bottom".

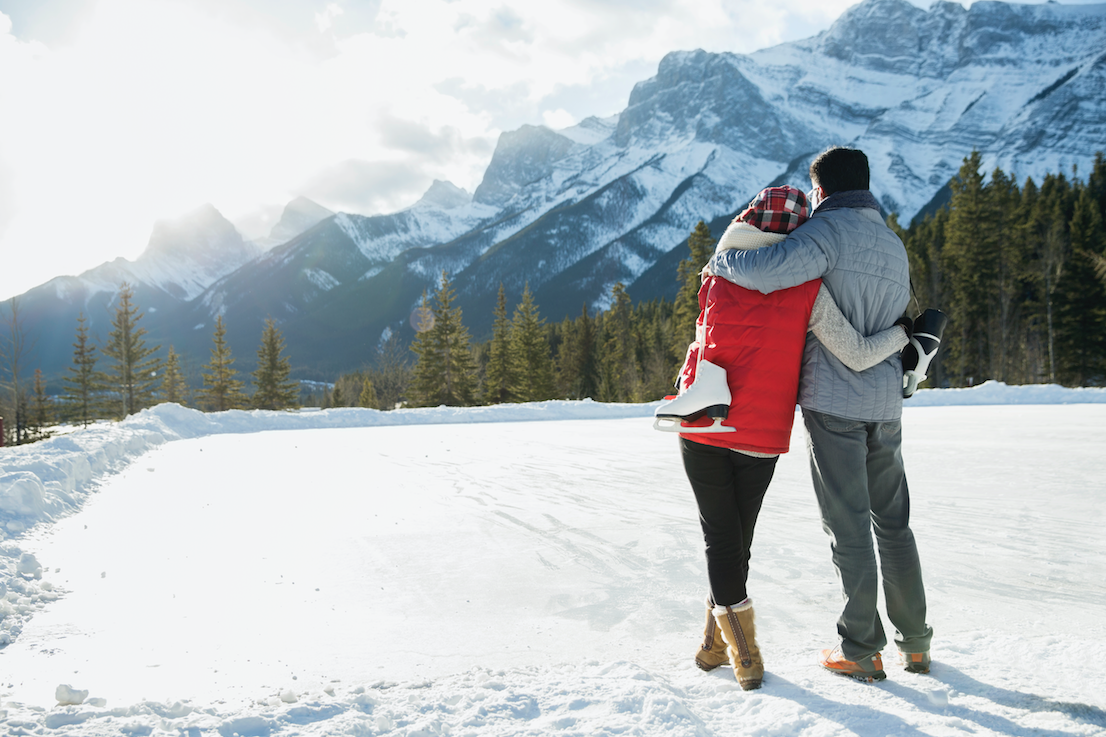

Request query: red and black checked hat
[{"left": 735, "top": 186, "right": 810, "bottom": 235}]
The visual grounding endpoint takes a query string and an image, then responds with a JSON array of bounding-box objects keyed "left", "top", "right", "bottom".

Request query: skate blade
[{"left": 652, "top": 417, "right": 736, "bottom": 433}]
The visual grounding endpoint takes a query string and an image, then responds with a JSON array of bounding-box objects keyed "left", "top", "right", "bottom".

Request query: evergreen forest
[{"left": 2, "top": 152, "right": 1104, "bottom": 444}]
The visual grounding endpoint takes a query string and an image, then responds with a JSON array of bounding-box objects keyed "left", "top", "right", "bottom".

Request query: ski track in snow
[{"left": 1, "top": 383, "right": 1105, "bottom": 736}]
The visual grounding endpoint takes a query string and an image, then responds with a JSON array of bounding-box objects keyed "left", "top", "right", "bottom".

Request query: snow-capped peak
[
  {"left": 412, "top": 180, "right": 473, "bottom": 210},
  {"left": 263, "top": 197, "right": 334, "bottom": 247}
]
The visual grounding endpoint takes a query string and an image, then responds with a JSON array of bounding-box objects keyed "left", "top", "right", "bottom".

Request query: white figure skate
[{"left": 653, "top": 359, "right": 736, "bottom": 433}]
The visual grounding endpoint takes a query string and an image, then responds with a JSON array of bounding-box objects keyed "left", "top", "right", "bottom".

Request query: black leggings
[{"left": 680, "top": 438, "right": 777, "bottom": 607}]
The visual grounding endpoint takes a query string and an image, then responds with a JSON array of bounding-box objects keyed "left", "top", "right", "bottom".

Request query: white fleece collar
[{"left": 716, "top": 221, "right": 786, "bottom": 253}]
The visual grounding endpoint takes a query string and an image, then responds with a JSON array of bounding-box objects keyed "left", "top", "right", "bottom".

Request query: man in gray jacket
[{"left": 706, "top": 147, "right": 933, "bottom": 681}]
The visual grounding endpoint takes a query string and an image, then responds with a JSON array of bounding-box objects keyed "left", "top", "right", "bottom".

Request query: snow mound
[
  {"left": 902, "top": 380, "right": 1106, "bottom": 406},
  {"left": 55, "top": 684, "right": 88, "bottom": 706}
]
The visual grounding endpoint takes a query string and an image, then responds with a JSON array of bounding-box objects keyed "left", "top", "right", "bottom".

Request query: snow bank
[
  {"left": 0, "top": 383, "right": 1102, "bottom": 645},
  {"left": 902, "top": 379, "right": 1106, "bottom": 406}
]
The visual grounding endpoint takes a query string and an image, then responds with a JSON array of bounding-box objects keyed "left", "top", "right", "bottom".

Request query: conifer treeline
[
  {"left": 0, "top": 284, "right": 302, "bottom": 445},
  {"left": 5, "top": 155, "right": 1104, "bottom": 443},
  {"left": 395, "top": 152, "right": 1106, "bottom": 407},
  {"left": 895, "top": 151, "right": 1106, "bottom": 387},
  {"left": 387, "top": 224, "right": 711, "bottom": 409}
]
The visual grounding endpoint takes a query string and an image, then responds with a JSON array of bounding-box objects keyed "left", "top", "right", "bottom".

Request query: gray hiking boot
[{"left": 901, "top": 651, "right": 931, "bottom": 673}]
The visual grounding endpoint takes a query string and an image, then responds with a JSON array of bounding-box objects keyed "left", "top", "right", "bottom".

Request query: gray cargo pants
[{"left": 802, "top": 408, "right": 933, "bottom": 661}]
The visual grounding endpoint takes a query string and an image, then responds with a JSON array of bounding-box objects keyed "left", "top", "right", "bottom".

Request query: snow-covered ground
[{"left": 1, "top": 383, "right": 1104, "bottom": 736}]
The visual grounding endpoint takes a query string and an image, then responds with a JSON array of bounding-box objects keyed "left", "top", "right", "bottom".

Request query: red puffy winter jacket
[{"left": 678, "top": 275, "right": 821, "bottom": 454}]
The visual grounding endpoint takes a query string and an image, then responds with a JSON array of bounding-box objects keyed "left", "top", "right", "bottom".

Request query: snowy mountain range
[{"left": 17, "top": 0, "right": 1106, "bottom": 382}]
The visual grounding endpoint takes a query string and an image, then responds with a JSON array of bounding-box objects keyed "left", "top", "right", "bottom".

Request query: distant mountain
[
  {"left": 254, "top": 197, "right": 334, "bottom": 249},
  {"left": 16, "top": 204, "right": 261, "bottom": 378},
  {"left": 18, "top": 0, "right": 1106, "bottom": 384},
  {"left": 418, "top": 180, "right": 473, "bottom": 210},
  {"left": 52, "top": 203, "right": 260, "bottom": 304}
]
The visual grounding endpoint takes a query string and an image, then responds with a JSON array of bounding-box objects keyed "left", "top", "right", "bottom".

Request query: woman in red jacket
[{"left": 666, "top": 186, "right": 908, "bottom": 690}]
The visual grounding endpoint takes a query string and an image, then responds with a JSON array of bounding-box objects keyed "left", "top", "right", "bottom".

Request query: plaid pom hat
[{"left": 735, "top": 186, "right": 810, "bottom": 235}]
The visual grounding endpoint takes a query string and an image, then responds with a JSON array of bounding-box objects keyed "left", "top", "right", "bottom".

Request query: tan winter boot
[
  {"left": 713, "top": 601, "right": 764, "bottom": 690},
  {"left": 694, "top": 602, "right": 730, "bottom": 671}
]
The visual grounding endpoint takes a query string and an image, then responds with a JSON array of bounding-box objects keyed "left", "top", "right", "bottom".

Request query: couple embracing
[{"left": 660, "top": 146, "right": 938, "bottom": 690}]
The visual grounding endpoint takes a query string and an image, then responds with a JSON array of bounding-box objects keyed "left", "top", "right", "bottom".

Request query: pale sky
[{"left": 0, "top": 0, "right": 1081, "bottom": 300}]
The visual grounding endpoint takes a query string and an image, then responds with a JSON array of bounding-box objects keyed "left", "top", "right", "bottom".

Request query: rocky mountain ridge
[{"left": 16, "top": 0, "right": 1106, "bottom": 383}]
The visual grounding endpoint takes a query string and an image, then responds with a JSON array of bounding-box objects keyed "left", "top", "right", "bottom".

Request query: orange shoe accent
[{"left": 819, "top": 647, "right": 887, "bottom": 682}]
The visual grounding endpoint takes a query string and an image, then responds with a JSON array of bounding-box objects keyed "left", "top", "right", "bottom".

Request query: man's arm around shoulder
[{"left": 708, "top": 216, "right": 837, "bottom": 295}]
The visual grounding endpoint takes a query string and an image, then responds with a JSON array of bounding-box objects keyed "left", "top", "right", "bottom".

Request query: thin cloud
[
  {"left": 300, "top": 158, "right": 435, "bottom": 214},
  {"left": 377, "top": 114, "right": 493, "bottom": 164},
  {"left": 0, "top": 154, "right": 15, "bottom": 238}
]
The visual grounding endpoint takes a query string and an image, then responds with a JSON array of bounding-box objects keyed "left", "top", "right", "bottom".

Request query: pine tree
[
  {"left": 898, "top": 210, "right": 950, "bottom": 385},
  {"left": 99, "top": 283, "right": 161, "bottom": 418},
  {"left": 161, "top": 346, "right": 189, "bottom": 406},
  {"left": 673, "top": 221, "right": 714, "bottom": 360},
  {"left": 484, "top": 284, "right": 515, "bottom": 404},
  {"left": 1086, "top": 152, "right": 1106, "bottom": 286},
  {"left": 557, "top": 304, "right": 599, "bottom": 400},
  {"left": 358, "top": 377, "right": 378, "bottom": 408},
  {"left": 990, "top": 167, "right": 1031, "bottom": 383},
  {"left": 597, "top": 283, "right": 636, "bottom": 402},
  {"left": 199, "top": 316, "right": 247, "bottom": 411},
  {"left": 509, "top": 283, "right": 556, "bottom": 402},
  {"left": 1053, "top": 188, "right": 1106, "bottom": 385},
  {"left": 572, "top": 306, "right": 599, "bottom": 400},
  {"left": 1016, "top": 178, "right": 1048, "bottom": 382},
  {"left": 943, "top": 152, "right": 1004, "bottom": 384},
  {"left": 331, "top": 384, "right": 345, "bottom": 407},
  {"left": 1088, "top": 151, "right": 1106, "bottom": 218},
  {"left": 63, "top": 312, "right": 98, "bottom": 427},
  {"left": 633, "top": 299, "right": 678, "bottom": 401},
  {"left": 372, "top": 331, "right": 412, "bottom": 410},
  {"left": 252, "top": 318, "right": 299, "bottom": 410},
  {"left": 1, "top": 297, "right": 32, "bottom": 445},
  {"left": 29, "top": 368, "right": 52, "bottom": 441},
  {"left": 1025, "top": 174, "right": 1076, "bottom": 383},
  {"left": 409, "top": 272, "right": 478, "bottom": 406},
  {"left": 1091, "top": 248, "right": 1106, "bottom": 287}
]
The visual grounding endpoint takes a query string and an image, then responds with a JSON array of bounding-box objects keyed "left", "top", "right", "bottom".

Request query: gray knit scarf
[{"left": 815, "top": 190, "right": 883, "bottom": 215}]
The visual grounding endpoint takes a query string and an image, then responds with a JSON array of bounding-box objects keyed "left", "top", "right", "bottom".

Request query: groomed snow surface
[{"left": 1, "top": 382, "right": 1104, "bottom": 736}]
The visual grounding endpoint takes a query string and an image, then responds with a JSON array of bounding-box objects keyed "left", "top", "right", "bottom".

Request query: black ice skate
[{"left": 902, "top": 309, "right": 949, "bottom": 398}]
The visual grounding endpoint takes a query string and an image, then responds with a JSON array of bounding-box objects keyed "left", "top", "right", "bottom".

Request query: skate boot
[
  {"left": 654, "top": 360, "right": 735, "bottom": 433},
  {"left": 902, "top": 309, "right": 949, "bottom": 398},
  {"left": 819, "top": 646, "right": 886, "bottom": 682},
  {"left": 713, "top": 601, "right": 764, "bottom": 690},
  {"left": 694, "top": 600, "right": 730, "bottom": 671}
]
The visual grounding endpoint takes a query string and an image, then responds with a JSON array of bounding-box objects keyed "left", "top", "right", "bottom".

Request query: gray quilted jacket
[{"left": 707, "top": 201, "right": 910, "bottom": 421}]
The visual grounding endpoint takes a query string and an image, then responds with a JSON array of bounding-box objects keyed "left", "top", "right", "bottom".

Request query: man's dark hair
[{"left": 809, "top": 147, "right": 870, "bottom": 195}]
